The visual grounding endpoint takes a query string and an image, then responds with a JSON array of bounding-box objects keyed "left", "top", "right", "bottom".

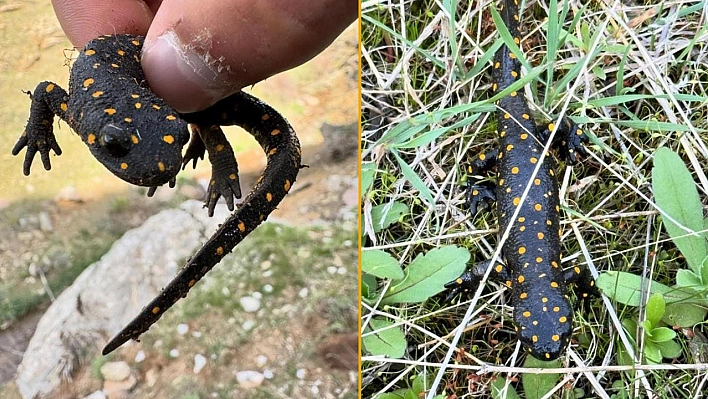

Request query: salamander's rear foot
[
  {"left": 444, "top": 260, "right": 508, "bottom": 302},
  {"left": 465, "top": 181, "right": 496, "bottom": 215},
  {"left": 12, "top": 128, "right": 63, "bottom": 175},
  {"left": 182, "top": 128, "right": 207, "bottom": 170},
  {"left": 541, "top": 117, "right": 589, "bottom": 164}
]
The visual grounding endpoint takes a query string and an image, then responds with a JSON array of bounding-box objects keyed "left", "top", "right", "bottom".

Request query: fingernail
[{"left": 142, "top": 31, "right": 234, "bottom": 113}]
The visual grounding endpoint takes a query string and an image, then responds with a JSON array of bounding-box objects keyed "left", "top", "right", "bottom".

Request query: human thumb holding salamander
[{"left": 51, "top": 0, "right": 358, "bottom": 113}]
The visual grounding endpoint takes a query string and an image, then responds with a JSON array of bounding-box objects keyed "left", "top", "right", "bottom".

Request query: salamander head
[
  {"left": 514, "top": 291, "right": 574, "bottom": 360},
  {"left": 85, "top": 113, "right": 189, "bottom": 186}
]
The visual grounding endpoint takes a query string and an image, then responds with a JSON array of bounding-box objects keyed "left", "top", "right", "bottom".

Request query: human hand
[{"left": 51, "top": 0, "right": 357, "bottom": 112}]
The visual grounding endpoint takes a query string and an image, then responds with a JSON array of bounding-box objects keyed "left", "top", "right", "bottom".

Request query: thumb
[{"left": 142, "top": 0, "right": 357, "bottom": 113}]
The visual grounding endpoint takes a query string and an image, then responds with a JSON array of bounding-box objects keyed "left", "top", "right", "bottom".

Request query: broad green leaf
[
  {"left": 382, "top": 246, "right": 470, "bottom": 304},
  {"left": 361, "top": 273, "right": 378, "bottom": 300},
  {"left": 664, "top": 302, "right": 708, "bottom": 327},
  {"left": 522, "top": 356, "right": 561, "bottom": 399},
  {"left": 596, "top": 271, "right": 706, "bottom": 307},
  {"left": 370, "top": 202, "right": 409, "bottom": 232},
  {"left": 491, "top": 377, "right": 521, "bottom": 399},
  {"left": 653, "top": 147, "right": 708, "bottom": 275},
  {"left": 645, "top": 293, "right": 665, "bottom": 328},
  {"left": 362, "top": 249, "right": 404, "bottom": 280},
  {"left": 361, "top": 162, "right": 376, "bottom": 196},
  {"left": 676, "top": 269, "right": 702, "bottom": 288},
  {"left": 362, "top": 318, "right": 407, "bottom": 358},
  {"left": 649, "top": 327, "right": 676, "bottom": 343},
  {"left": 655, "top": 339, "right": 683, "bottom": 359},
  {"left": 644, "top": 342, "right": 662, "bottom": 364}
]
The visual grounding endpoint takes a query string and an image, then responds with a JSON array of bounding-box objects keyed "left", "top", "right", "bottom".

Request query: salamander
[
  {"left": 12, "top": 34, "right": 301, "bottom": 355},
  {"left": 444, "top": 1, "right": 594, "bottom": 360}
]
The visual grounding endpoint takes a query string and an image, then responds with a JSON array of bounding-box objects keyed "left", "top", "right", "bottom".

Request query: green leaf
[
  {"left": 596, "top": 271, "right": 706, "bottom": 307},
  {"left": 491, "top": 377, "right": 521, "bottom": 399},
  {"left": 362, "top": 318, "right": 407, "bottom": 358},
  {"left": 653, "top": 147, "right": 708, "bottom": 275},
  {"left": 361, "top": 162, "right": 376, "bottom": 196},
  {"left": 392, "top": 150, "right": 435, "bottom": 206},
  {"left": 664, "top": 302, "right": 708, "bottom": 327},
  {"left": 643, "top": 342, "right": 662, "bottom": 364},
  {"left": 645, "top": 293, "right": 665, "bottom": 328},
  {"left": 655, "top": 339, "right": 683, "bottom": 359},
  {"left": 649, "top": 327, "right": 676, "bottom": 343},
  {"left": 362, "top": 249, "right": 404, "bottom": 280},
  {"left": 382, "top": 246, "right": 470, "bottom": 304},
  {"left": 676, "top": 269, "right": 703, "bottom": 288},
  {"left": 370, "top": 201, "right": 409, "bottom": 232},
  {"left": 361, "top": 273, "right": 378, "bottom": 300},
  {"left": 522, "top": 356, "right": 561, "bottom": 399}
]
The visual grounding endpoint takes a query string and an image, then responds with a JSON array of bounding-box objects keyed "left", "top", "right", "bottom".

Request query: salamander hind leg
[
  {"left": 563, "top": 264, "right": 599, "bottom": 301},
  {"left": 12, "top": 82, "right": 67, "bottom": 175},
  {"left": 465, "top": 149, "right": 499, "bottom": 215},
  {"left": 538, "top": 116, "right": 588, "bottom": 164},
  {"left": 444, "top": 260, "right": 508, "bottom": 302}
]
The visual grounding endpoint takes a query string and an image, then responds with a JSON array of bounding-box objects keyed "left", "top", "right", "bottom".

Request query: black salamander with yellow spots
[
  {"left": 444, "top": 1, "right": 594, "bottom": 360},
  {"left": 12, "top": 34, "right": 301, "bottom": 355}
]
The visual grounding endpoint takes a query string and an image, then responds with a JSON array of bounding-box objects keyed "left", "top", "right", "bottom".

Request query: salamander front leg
[
  {"left": 538, "top": 117, "right": 588, "bottom": 164},
  {"left": 465, "top": 149, "right": 498, "bottom": 215},
  {"left": 444, "top": 259, "right": 508, "bottom": 302}
]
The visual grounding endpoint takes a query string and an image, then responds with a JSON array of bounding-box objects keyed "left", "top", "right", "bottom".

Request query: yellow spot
[
  {"left": 495, "top": 264, "right": 503, "bottom": 273},
  {"left": 518, "top": 217, "right": 525, "bottom": 222},
  {"left": 45, "top": 83, "right": 55, "bottom": 92},
  {"left": 216, "top": 144, "right": 225, "bottom": 152},
  {"left": 553, "top": 306, "right": 560, "bottom": 312},
  {"left": 551, "top": 281, "right": 559, "bottom": 288},
  {"left": 559, "top": 316, "right": 567, "bottom": 323},
  {"left": 500, "top": 131, "right": 506, "bottom": 137},
  {"left": 472, "top": 189, "right": 479, "bottom": 196},
  {"left": 238, "top": 222, "right": 246, "bottom": 232},
  {"left": 511, "top": 71, "right": 518, "bottom": 78},
  {"left": 534, "top": 178, "right": 541, "bottom": 185},
  {"left": 538, "top": 232, "right": 544, "bottom": 239},
  {"left": 511, "top": 166, "right": 519, "bottom": 174},
  {"left": 494, "top": 61, "right": 500, "bottom": 68},
  {"left": 514, "top": 14, "right": 519, "bottom": 21},
  {"left": 166, "top": 115, "right": 177, "bottom": 121},
  {"left": 505, "top": 280, "right": 512, "bottom": 288},
  {"left": 83, "top": 78, "right": 94, "bottom": 88},
  {"left": 85, "top": 49, "right": 96, "bottom": 56},
  {"left": 542, "top": 297, "right": 548, "bottom": 303},
  {"left": 60, "top": 103, "right": 68, "bottom": 112},
  {"left": 514, "top": 37, "right": 520, "bottom": 45},
  {"left": 552, "top": 261, "right": 559, "bottom": 268},
  {"left": 504, "top": 113, "right": 510, "bottom": 119},
  {"left": 510, "top": 91, "right": 517, "bottom": 96},
  {"left": 131, "top": 135, "right": 139, "bottom": 144},
  {"left": 532, "top": 335, "right": 538, "bottom": 342},
  {"left": 153, "top": 104, "right": 161, "bottom": 110},
  {"left": 517, "top": 275, "right": 525, "bottom": 283},
  {"left": 87, "top": 134, "right": 96, "bottom": 144},
  {"left": 266, "top": 192, "right": 273, "bottom": 202},
  {"left": 104, "top": 108, "right": 116, "bottom": 115},
  {"left": 132, "top": 40, "right": 141, "bottom": 46},
  {"left": 520, "top": 292, "right": 527, "bottom": 299},
  {"left": 552, "top": 334, "right": 560, "bottom": 342},
  {"left": 117, "top": 49, "right": 125, "bottom": 56},
  {"left": 509, "top": 52, "right": 516, "bottom": 59},
  {"left": 111, "top": 63, "right": 119, "bottom": 68},
  {"left": 479, "top": 153, "right": 486, "bottom": 160},
  {"left": 262, "top": 114, "right": 270, "bottom": 120},
  {"left": 545, "top": 353, "right": 550, "bottom": 359},
  {"left": 498, "top": 178, "right": 505, "bottom": 185},
  {"left": 536, "top": 257, "right": 543, "bottom": 263},
  {"left": 556, "top": 205, "right": 560, "bottom": 212},
  {"left": 522, "top": 113, "right": 530, "bottom": 119},
  {"left": 530, "top": 157, "right": 537, "bottom": 164},
  {"left": 216, "top": 246, "right": 224, "bottom": 255},
  {"left": 493, "top": 83, "right": 498, "bottom": 91},
  {"left": 125, "top": 117, "right": 132, "bottom": 123},
  {"left": 513, "top": 197, "right": 520, "bottom": 206},
  {"left": 152, "top": 306, "right": 160, "bottom": 314},
  {"left": 134, "top": 102, "right": 142, "bottom": 109},
  {"left": 131, "top": 94, "right": 139, "bottom": 98},
  {"left": 506, "top": 144, "right": 514, "bottom": 151},
  {"left": 120, "top": 163, "right": 128, "bottom": 170},
  {"left": 548, "top": 123, "right": 556, "bottom": 131},
  {"left": 523, "top": 311, "right": 531, "bottom": 317},
  {"left": 271, "top": 129, "right": 281, "bottom": 136},
  {"left": 268, "top": 148, "right": 277, "bottom": 156},
  {"left": 163, "top": 135, "right": 175, "bottom": 144},
  {"left": 284, "top": 180, "right": 291, "bottom": 191},
  {"left": 549, "top": 169, "right": 555, "bottom": 176},
  {"left": 577, "top": 128, "right": 583, "bottom": 136},
  {"left": 158, "top": 162, "right": 165, "bottom": 172},
  {"left": 188, "top": 279, "right": 196, "bottom": 287},
  {"left": 520, "top": 133, "right": 528, "bottom": 140},
  {"left": 534, "top": 204, "right": 542, "bottom": 211},
  {"left": 229, "top": 173, "right": 237, "bottom": 180},
  {"left": 92, "top": 91, "right": 103, "bottom": 98}
]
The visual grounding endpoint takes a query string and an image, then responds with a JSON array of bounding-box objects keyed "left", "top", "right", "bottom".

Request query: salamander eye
[{"left": 99, "top": 124, "right": 131, "bottom": 157}]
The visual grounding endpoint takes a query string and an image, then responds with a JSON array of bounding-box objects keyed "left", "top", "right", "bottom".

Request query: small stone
[
  {"left": 255, "top": 355, "right": 267, "bottom": 367},
  {"left": 169, "top": 349, "right": 179, "bottom": 358},
  {"left": 192, "top": 331, "right": 202, "bottom": 338},
  {"left": 235, "top": 370, "right": 265, "bottom": 388},
  {"left": 327, "top": 266, "right": 337, "bottom": 274},
  {"left": 260, "top": 260, "right": 272, "bottom": 269},
  {"left": 83, "top": 391, "right": 107, "bottom": 399},
  {"left": 262, "top": 270, "right": 273, "bottom": 277},
  {"left": 134, "top": 350, "right": 146, "bottom": 363},
  {"left": 221, "top": 286, "right": 230, "bottom": 296},
  {"left": 298, "top": 288, "right": 309, "bottom": 298},
  {"left": 242, "top": 320, "right": 255, "bottom": 331},
  {"left": 338, "top": 267, "right": 347, "bottom": 275},
  {"left": 177, "top": 324, "right": 189, "bottom": 335},
  {"left": 28, "top": 263, "right": 39, "bottom": 277},
  {"left": 38, "top": 211, "right": 53, "bottom": 232},
  {"left": 103, "top": 374, "right": 137, "bottom": 399},
  {"left": 100, "top": 361, "right": 131, "bottom": 382},
  {"left": 263, "top": 284, "right": 273, "bottom": 293},
  {"left": 252, "top": 291, "right": 262, "bottom": 299},
  {"left": 194, "top": 354, "right": 207, "bottom": 374},
  {"left": 263, "top": 369, "right": 274, "bottom": 379},
  {"left": 296, "top": 369, "right": 307, "bottom": 379},
  {"left": 240, "top": 296, "right": 261, "bottom": 312}
]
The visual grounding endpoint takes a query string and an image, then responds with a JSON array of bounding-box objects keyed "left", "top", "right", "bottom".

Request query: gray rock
[
  {"left": 239, "top": 296, "right": 261, "bottom": 313},
  {"left": 15, "top": 200, "right": 232, "bottom": 399},
  {"left": 100, "top": 361, "right": 131, "bottom": 382},
  {"left": 235, "top": 370, "right": 265, "bottom": 388},
  {"left": 193, "top": 354, "right": 207, "bottom": 374}
]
